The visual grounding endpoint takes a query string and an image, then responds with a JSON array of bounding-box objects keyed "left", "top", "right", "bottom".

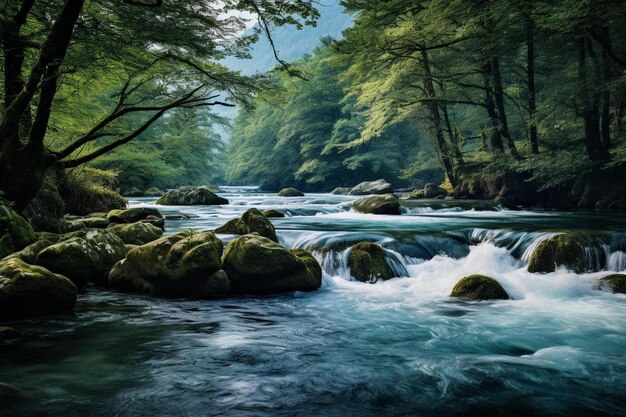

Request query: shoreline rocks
[{"left": 0, "top": 258, "right": 77, "bottom": 321}]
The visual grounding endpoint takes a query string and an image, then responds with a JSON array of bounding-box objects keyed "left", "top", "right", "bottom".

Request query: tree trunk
[
  {"left": 491, "top": 57, "right": 520, "bottom": 158},
  {"left": 526, "top": 14, "right": 539, "bottom": 154},
  {"left": 421, "top": 50, "right": 457, "bottom": 185},
  {"left": 578, "top": 37, "right": 606, "bottom": 160},
  {"left": 599, "top": 24, "right": 612, "bottom": 150},
  {"left": 438, "top": 82, "right": 464, "bottom": 165},
  {"left": 0, "top": 0, "right": 85, "bottom": 209},
  {"left": 481, "top": 60, "right": 505, "bottom": 154}
]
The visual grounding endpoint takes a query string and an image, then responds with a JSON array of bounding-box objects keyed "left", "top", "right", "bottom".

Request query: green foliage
[{"left": 226, "top": 40, "right": 441, "bottom": 190}]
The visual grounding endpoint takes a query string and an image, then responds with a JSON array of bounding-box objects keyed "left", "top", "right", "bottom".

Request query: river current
[{"left": 2, "top": 190, "right": 626, "bottom": 416}]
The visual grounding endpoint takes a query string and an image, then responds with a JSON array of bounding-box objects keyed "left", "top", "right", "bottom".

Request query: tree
[{"left": 0, "top": 0, "right": 319, "bottom": 208}]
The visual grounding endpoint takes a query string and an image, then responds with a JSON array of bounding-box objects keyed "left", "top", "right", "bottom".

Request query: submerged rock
[
  {"left": 34, "top": 229, "right": 127, "bottom": 288},
  {"left": 349, "top": 179, "right": 394, "bottom": 195},
  {"left": 450, "top": 274, "right": 509, "bottom": 300},
  {"left": 352, "top": 194, "right": 401, "bottom": 215},
  {"left": 594, "top": 274, "right": 626, "bottom": 294},
  {"left": 331, "top": 187, "right": 352, "bottom": 195},
  {"left": 107, "top": 207, "right": 162, "bottom": 224},
  {"left": 348, "top": 242, "right": 393, "bottom": 283},
  {"left": 222, "top": 234, "right": 322, "bottom": 294},
  {"left": 527, "top": 234, "right": 585, "bottom": 273},
  {"left": 156, "top": 186, "right": 228, "bottom": 206},
  {"left": 107, "top": 222, "right": 163, "bottom": 245},
  {"left": 0, "top": 258, "right": 77, "bottom": 321},
  {"left": 109, "top": 231, "right": 229, "bottom": 298},
  {"left": 215, "top": 208, "right": 278, "bottom": 242},
  {"left": 262, "top": 209, "right": 285, "bottom": 218},
  {"left": 278, "top": 188, "right": 304, "bottom": 197}
]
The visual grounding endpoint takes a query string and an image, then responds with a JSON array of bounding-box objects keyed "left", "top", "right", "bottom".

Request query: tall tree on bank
[{"left": 0, "top": 0, "right": 319, "bottom": 209}]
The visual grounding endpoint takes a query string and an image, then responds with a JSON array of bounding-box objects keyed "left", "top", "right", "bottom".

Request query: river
[{"left": 2, "top": 191, "right": 626, "bottom": 416}]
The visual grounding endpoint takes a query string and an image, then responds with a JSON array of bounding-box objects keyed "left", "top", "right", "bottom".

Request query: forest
[{"left": 0, "top": 0, "right": 624, "bottom": 214}]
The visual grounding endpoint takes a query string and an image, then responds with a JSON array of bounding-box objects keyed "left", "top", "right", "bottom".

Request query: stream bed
[{"left": 2, "top": 191, "right": 626, "bottom": 416}]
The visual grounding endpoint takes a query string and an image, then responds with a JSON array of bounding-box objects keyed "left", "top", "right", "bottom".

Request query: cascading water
[{"left": 2, "top": 191, "right": 626, "bottom": 417}]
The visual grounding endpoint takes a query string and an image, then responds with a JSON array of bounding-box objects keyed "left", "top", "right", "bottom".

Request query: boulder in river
[
  {"left": 262, "top": 209, "right": 285, "bottom": 218},
  {"left": 450, "top": 274, "right": 509, "bottom": 300},
  {"left": 34, "top": 229, "right": 127, "bottom": 288},
  {"left": 156, "top": 186, "right": 228, "bottom": 206},
  {"left": 593, "top": 274, "right": 626, "bottom": 294},
  {"left": 423, "top": 183, "right": 447, "bottom": 198},
  {"left": 107, "top": 222, "right": 163, "bottom": 245},
  {"left": 109, "top": 230, "right": 229, "bottom": 298},
  {"left": 124, "top": 187, "right": 144, "bottom": 197},
  {"left": 278, "top": 188, "right": 304, "bottom": 197},
  {"left": 352, "top": 194, "right": 401, "bottom": 215},
  {"left": 0, "top": 258, "right": 77, "bottom": 321},
  {"left": 215, "top": 208, "right": 278, "bottom": 242},
  {"left": 348, "top": 242, "right": 394, "bottom": 283},
  {"left": 527, "top": 234, "right": 585, "bottom": 273},
  {"left": 222, "top": 234, "right": 322, "bottom": 294},
  {"left": 107, "top": 207, "right": 162, "bottom": 224},
  {"left": 349, "top": 179, "right": 394, "bottom": 195},
  {"left": 331, "top": 187, "right": 352, "bottom": 195},
  {"left": 144, "top": 187, "right": 164, "bottom": 197},
  {"left": 399, "top": 189, "right": 425, "bottom": 200}
]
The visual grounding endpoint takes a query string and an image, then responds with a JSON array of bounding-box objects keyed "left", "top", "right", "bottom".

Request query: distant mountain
[{"left": 223, "top": 1, "right": 352, "bottom": 74}]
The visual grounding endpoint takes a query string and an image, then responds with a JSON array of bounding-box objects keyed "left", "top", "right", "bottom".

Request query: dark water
[{"left": 2, "top": 192, "right": 626, "bottom": 416}]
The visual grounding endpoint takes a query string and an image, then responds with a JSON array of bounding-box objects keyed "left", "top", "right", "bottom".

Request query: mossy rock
[
  {"left": 109, "top": 230, "right": 229, "bottom": 298},
  {"left": 348, "top": 242, "right": 393, "bottom": 283},
  {"left": 5, "top": 236, "right": 62, "bottom": 264},
  {"left": 399, "top": 189, "right": 425, "bottom": 200},
  {"left": 450, "top": 274, "right": 509, "bottom": 300},
  {"left": 423, "top": 183, "right": 447, "bottom": 198},
  {"left": 124, "top": 187, "right": 144, "bottom": 197},
  {"left": 352, "top": 194, "right": 401, "bottom": 215},
  {"left": 34, "top": 229, "right": 127, "bottom": 288},
  {"left": 278, "top": 188, "right": 304, "bottom": 197},
  {"left": 107, "top": 207, "right": 162, "bottom": 224},
  {"left": 0, "top": 234, "right": 14, "bottom": 260},
  {"left": 144, "top": 187, "right": 164, "bottom": 197},
  {"left": 156, "top": 186, "right": 228, "bottom": 206},
  {"left": 107, "top": 222, "right": 163, "bottom": 245},
  {"left": 527, "top": 234, "right": 586, "bottom": 273},
  {"left": 222, "top": 234, "right": 322, "bottom": 294},
  {"left": 594, "top": 274, "right": 626, "bottom": 294},
  {"left": 63, "top": 216, "right": 110, "bottom": 232},
  {"left": 0, "top": 258, "right": 77, "bottom": 321},
  {"left": 141, "top": 215, "right": 165, "bottom": 229},
  {"left": 262, "top": 209, "right": 285, "bottom": 218},
  {"left": 215, "top": 208, "right": 278, "bottom": 242},
  {"left": 0, "top": 204, "right": 36, "bottom": 249}
]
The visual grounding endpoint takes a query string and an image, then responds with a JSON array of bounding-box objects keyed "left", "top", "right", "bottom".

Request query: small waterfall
[{"left": 607, "top": 251, "right": 626, "bottom": 272}]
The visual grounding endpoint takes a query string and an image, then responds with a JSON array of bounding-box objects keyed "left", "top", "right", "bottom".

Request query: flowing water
[{"left": 2, "top": 191, "right": 626, "bottom": 416}]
